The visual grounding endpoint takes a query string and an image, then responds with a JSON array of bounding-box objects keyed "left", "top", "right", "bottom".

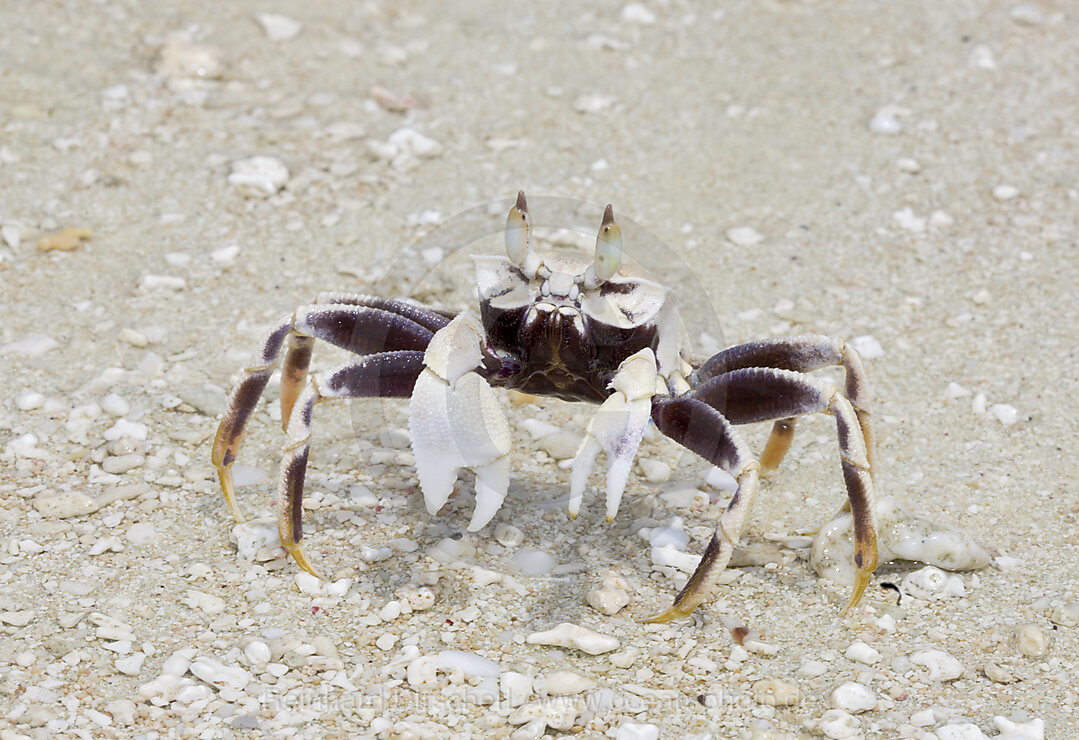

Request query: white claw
[
  {"left": 468, "top": 456, "right": 510, "bottom": 531},
  {"left": 569, "top": 348, "right": 658, "bottom": 521},
  {"left": 409, "top": 312, "right": 512, "bottom": 525}
]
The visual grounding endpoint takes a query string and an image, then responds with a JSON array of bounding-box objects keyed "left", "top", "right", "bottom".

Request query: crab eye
[
  {"left": 593, "top": 203, "right": 622, "bottom": 283},
  {"left": 505, "top": 190, "right": 532, "bottom": 266}
]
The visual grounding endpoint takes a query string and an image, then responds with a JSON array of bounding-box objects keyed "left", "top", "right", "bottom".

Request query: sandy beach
[{"left": 1, "top": 1, "right": 1076, "bottom": 737}]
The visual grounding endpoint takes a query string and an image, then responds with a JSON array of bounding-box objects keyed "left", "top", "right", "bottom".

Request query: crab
[{"left": 212, "top": 192, "right": 878, "bottom": 622}]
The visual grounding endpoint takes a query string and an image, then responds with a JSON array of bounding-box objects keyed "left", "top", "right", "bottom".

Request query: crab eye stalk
[
  {"left": 593, "top": 204, "right": 623, "bottom": 283},
  {"left": 505, "top": 190, "right": 533, "bottom": 266}
]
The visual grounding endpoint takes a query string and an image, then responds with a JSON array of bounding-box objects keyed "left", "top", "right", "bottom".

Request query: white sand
[{"left": 1, "top": 2, "right": 1076, "bottom": 737}]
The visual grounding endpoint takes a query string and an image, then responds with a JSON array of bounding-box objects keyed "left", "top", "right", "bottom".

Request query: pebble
[
  {"left": 182, "top": 590, "right": 226, "bottom": 615},
  {"left": 574, "top": 93, "right": 616, "bottom": 113},
  {"left": 138, "top": 274, "right": 186, "bottom": 293},
  {"left": 104, "top": 419, "right": 148, "bottom": 441},
  {"left": 101, "top": 393, "right": 130, "bottom": 417},
  {"left": 647, "top": 519, "right": 689, "bottom": 549},
  {"left": 509, "top": 701, "right": 579, "bottom": 732},
  {"left": 615, "top": 723, "right": 659, "bottom": 740},
  {"left": 902, "top": 565, "right": 965, "bottom": 600},
  {"left": 1050, "top": 600, "right": 1079, "bottom": 627},
  {"left": 586, "top": 579, "right": 630, "bottom": 616},
  {"left": 189, "top": 656, "right": 250, "bottom": 691},
  {"left": 16, "top": 391, "right": 46, "bottom": 410},
  {"left": 850, "top": 335, "right": 884, "bottom": 360},
  {"left": 911, "top": 649, "right": 963, "bottom": 681},
  {"left": 406, "top": 654, "right": 438, "bottom": 689},
  {"left": 893, "top": 207, "right": 926, "bottom": 233},
  {"left": 845, "top": 641, "right": 881, "bottom": 665},
  {"left": 118, "top": 328, "right": 149, "bottom": 347},
  {"left": 868, "top": 107, "right": 902, "bottom": 134},
  {"left": 830, "top": 682, "right": 877, "bottom": 713},
  {"left": 0, "top": 610, "right": 35, "bottom": 626},
  {"left": 295, "top": 571, "right": 322, "bottom": 595},
  {"left": 513, "top": 548, "right": 556, "bottom": 576},
  {"left": 244, "top": 640, "right": 271, "bottom": 665},
  {"left": 620, "top": 3, "right": 657, "bottom": 24},
  {"left": 115, "top": 652, "right": 146, "bottom": 675},
  {"left": 818, "top": 709, "right": 860, "bottom": 739},
  {"left": 752, "top": 678, "right": 801, "bottom": 706},
  {"left": 990, "top": 403, "right": 1019, "bottom": 425},
  {"left": 725, "top": 226, "right": 763, "bottom": 246},
  {"left": 155, "top": 39, "right": 223, "bottom": 79},
  {"left": 102, "top": 454, "right": 144, "bottom": 474},
  {"left": 1014, "top": 624, "right": 1048, "bottom": 657},
  {"left": 638, "top": 459, "right": 671, "bottom": 483},
  {"left": 255, "top": 13, "right": 303, "bottom": 41},
  {"left": 992, "top": 184, "right": 1019, "bottom": 201},
  {"left": 526, "top": 622, "right": 619, "bottom": 655},
  {"left": 500, "top": 671, "right": 533, "bottom": 707},
  {"left": 2, "top": 334, "right": 59, "bottom": 357},
  {"left": 34, "top": 491, "right": 101, "bottom": 519},
  {"left": 37, "top": 226, "right": 92, "bottom": 252},
  {"left": 937, "top": 724, "right": 990, "bottom": 740},
  {"left": 376, "top": 633, "right": 397, "bottom": 651},
  {"left": 539, "top": 431, "right": 581, "bottom": 460},
  {"left": 650, "top": 543, "right": 700, "bottom": 572},
  {"left": 981, "top": 662, "right": 1016, "bottom": 683},
  {"left": 495, "top": 524, "right": 524, "bottom": 547},
  {"left": 125, "top": 522, "right": 156, "bottom": 545},
  {"left": 388, "top": 127, "right": 443, "bottom": 159},
  {"left": 228, "top": 156, "right": 289, "bottom": 195},
  {"left": 543, "top": 671, "right": 595, "bottom": 696},
  {"left": 994, "top": 717, "right": 1045, "bottom": 740},
  {"left": 1, "top": 222, "right": 21, "bottom": 249},
  {"left": 232, "top": 518, "right": 282, "bottom": 561}
]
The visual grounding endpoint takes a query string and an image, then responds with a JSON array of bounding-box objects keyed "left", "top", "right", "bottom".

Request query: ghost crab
[{"left": 212, "top": 192, "right": 878, "bottom": 621}]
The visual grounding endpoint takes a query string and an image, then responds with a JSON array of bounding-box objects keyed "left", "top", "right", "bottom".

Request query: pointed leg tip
[
  {"left": 217, "top": 466, "right": 247, "bottom": 523},
  {"left": 286, "top": 542, "right": 323, "bottom": 580},
  {"left": 840, "top": 571, "right": 872, "bottom": 615},
  {"left": 643, "top": 603, "right": 693, "bottom": 624}
]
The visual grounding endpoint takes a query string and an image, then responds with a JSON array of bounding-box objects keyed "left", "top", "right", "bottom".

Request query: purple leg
[
  {"left": 213, "top": 296, "right": 444, "bottom": 522},
  {"left": 276, "top": 350, "right": 425, "bottom": 575},
  {"left": 690, "top": 367, "right": 878, "bottom": 613},
  {"left": 696, "top": 336, "right": 874, "bottom": 475},
  {"left": 647, "top": 395, "right": 760, "bottom": 622}
]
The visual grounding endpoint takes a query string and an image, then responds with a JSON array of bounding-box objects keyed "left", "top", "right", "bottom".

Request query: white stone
[
  {"left": 936, "top": 724, "right": 991, "bottom": 740},
  {"left": 902, "top": 565, "right": 965, "bottom": 600},
  {"left": 325, "top": 579, "right": 352, "bottom": 597},
  {"left": 725, "top": 226, "right": 763, "bottom": 246},
  {"left": 544, "top": 671, "right": 595, "bottom": 696},
  {"left": 845, "top": 641, "right": 880, "bottom": 665},
  {"left": 499, "top": 671, "right": 532, "bottom": 707},
  {"left": 155, "top": 40, "right": 223, "bottom": 79},
  {"left": 16, "top": 391, "right": 45, "bottom": 410},
  {"left": 911, "top": 649, "right": 963, "bottom": 681},
  {"left": 34, "top": 491, "right": 100, "bottom": 518},
  {"left": 211, "top": 245, "right": 241, "bottom": 264},
  {"left": 101, "top": 393, "right": 130, "bottom": 416},
  {"left": 526, "top": 622, "right": 619, "bottom": 655},
  {"left": 125, "top": 522, "right": 156, "bottom": 545},
  {"left": 992, "top": 184, "right": 1019, "bottom": 201},
  {"left": 375, "top": 632, "right": 397, "bottom": 651},
  {"left": 102, "top": 453, "right": 144, "bottom": 474},
  {"left": 104, "top": 419, "right": 148, "bottom": 441},
  {"left": 513, "top": 548, "right": 556, "bottom": 576},
  {"left": 406, "top": 655, "right": 438, "bottom": 689},
  {"left": 850, "top": 335, "right": 884, "bottom": 360},
  {"left": 638, "top": 459, "right": 671, "bottom": 483},
  {"left": 388, "top": 127, "right": 442, "bottom": 158},
  {"left": 138, "top": 274, "right": 186, "bottom": 292},
  {"left": 255, "top": 13, "right": 302, "bottom": 41},
  {"left": 244, "top": 641, "right": 271, "bottom": 665},
  {"left": 232, "top": 518, "right": 281, "bottom": 561},
  {"left": 615, "top": 723, "right": 659, "bottom": 740},
  {"left": 182, "top": 590, "right": 226, "bottom": 615},
  {"left": 869, "top": 108, "right": 902, "bottom": 134},
  {"left": 295, "top": 571, "right": 322, "bottom": 595},
  {"left": 2, "top": 334, "right": 59, "bottom": 357},
  {"left": 994, "top": 716, "right": 1044, "bottom": 740},
  {"left": 189, "top": 656, "right": 250, "bottom": 691},
  {"left": 990, "top": 403, "right": 1019, "bottom": 425},
  {"left": 379, "top": 600, "right": 402, "bottom": 621},
  {"left": 650, "top": 543, "right": 701, "bottom": 572},
  {"left": 830, "top": 682, "right": 876, "bottom": 713},
  {"left": 161, "top": 649, "right": 194, "bottom": 676},
  {"left": 819, "top": 709, "right": 861, "bottom": 739},
  {"left": 586, "top": 585, "right": 630, "bottom": 616},
  {"left": 893, "top": 207, "right": 926, "bottom": 233},
  {"left": 1015, "top": 624, "right": 1049, "bottom": 657},
  {"left": 620, "top": 3, "right": 656, "bottom": 24},
  {"left": 228, "top": 156, "right": 289, "bottom": 195},
  {"left": 495, "top": 524, "right": 524, "bottom": 547},
  {"left": 115, "top": 652, "right": 146, "bottom": 676}
]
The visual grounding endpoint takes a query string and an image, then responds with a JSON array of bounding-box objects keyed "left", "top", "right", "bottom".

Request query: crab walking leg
[
  {"left": 696, "top": 336, "right": 875, "bottom": 475},
  {"left": 693, "top": 367, "right": 878, "bottom": 613},
  {"left": 568, "top": 348, "right": 658, "bottom": 522},
  {"left": 646, "top": 396, "right": 759, "bottom": 622},
  {"left": 213, "top": 304, "right": 436, "bottom": 522},
  {"left": 408, "top": 312, "right": 513, "bottom": 531},
  {"left": 277, "top": 351, "right": 425, "bottom": 576}
]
